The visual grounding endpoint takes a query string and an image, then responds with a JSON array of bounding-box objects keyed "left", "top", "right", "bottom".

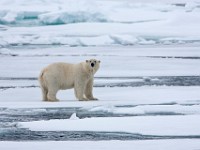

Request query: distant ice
[
  {"left": 1, "top": 0, "right": 200, "bottom": 46},
  {"left": 1, "top": 46, "right": 200, "bottom": 77},
  {"left": 39, "top": 11, "right": 107, "bottom": 25}
]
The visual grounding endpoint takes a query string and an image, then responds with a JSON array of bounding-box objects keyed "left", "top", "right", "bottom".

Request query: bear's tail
[{"left": 39, "top": 70, "right": 48, "bottom": 101}]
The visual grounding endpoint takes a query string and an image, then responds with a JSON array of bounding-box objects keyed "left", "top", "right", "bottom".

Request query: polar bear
[{"left": 39, "top": 59, "right": 100, "bottom": 102}]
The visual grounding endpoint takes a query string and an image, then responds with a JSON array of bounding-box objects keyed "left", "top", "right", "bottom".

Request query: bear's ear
[
  {"left": 86, "top": 60, "right": 89, "bottom": 63},
  {"left": 98, "top": 60, "right": 101, "bottom": 63}
]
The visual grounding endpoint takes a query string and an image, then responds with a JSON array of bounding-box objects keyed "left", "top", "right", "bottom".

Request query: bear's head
[{"left": 85, "top": 59, "right": 100, "bottom": 74}]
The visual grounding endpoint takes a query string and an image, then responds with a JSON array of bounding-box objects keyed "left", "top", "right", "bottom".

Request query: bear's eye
[
  {"left": 94, "top": 61, "right": 96, "bottom": 63},
  {"left": 90, "top": 61, "right": 91, "bottom": 63}
]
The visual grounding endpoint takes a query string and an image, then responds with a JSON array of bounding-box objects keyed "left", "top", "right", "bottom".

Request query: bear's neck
[{"left": 86, "top": 68, "right": 95, "bottom": 76}]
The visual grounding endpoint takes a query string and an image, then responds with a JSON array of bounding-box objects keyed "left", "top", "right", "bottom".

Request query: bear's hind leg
[
  {"left": 47, "top": 88, "right": 59, "bottom": 102},
  {"left": 41, "top": 86, "right": 48, "bottom": 101}
]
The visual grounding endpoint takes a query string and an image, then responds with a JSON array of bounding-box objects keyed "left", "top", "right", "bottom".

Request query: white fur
[{"left": 39, "top": 59, "right": 100, "bottom": 102}]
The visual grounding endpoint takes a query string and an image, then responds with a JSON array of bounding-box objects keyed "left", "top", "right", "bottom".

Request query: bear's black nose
[{"left": 91, "top": 63, "right": 94, "bottom": 67}]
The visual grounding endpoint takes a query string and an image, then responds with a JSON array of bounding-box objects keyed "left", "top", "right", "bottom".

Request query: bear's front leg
[
  {"left": 74, "top": 80, "right": 88, "bottom": 101},
  {"left": 85, "top": 78, "right": 98, "bottom": 100}
]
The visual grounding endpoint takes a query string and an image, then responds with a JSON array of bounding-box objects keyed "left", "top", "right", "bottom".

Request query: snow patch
[
  {"left": 1, "top": 140, "right": 200, "bottom": 150},
  {"left": 87, "top": 104, "right": 200, "bottom": 115},
  {"left": 70, "top": 113, "right": 79, "bottom": 120},
  {"left": 19, "top": 115, "right": 200, "bottom": 136}
]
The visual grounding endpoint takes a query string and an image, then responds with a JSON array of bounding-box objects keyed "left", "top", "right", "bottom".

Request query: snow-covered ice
[
  {"left": 1, "top": 86, "right": 200, "bottom": 105},
  {"left": 1, "top": 46, "right": 200, "bottom": 147},
  {"left": 1, "top": 0, "right": 200, "bottom": 149},
  {"left": 1, "top": 140, "right": 200, "bottom": 150},
  {"left": 19, "top": 115, "right": 200, "bottom": 136}
]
